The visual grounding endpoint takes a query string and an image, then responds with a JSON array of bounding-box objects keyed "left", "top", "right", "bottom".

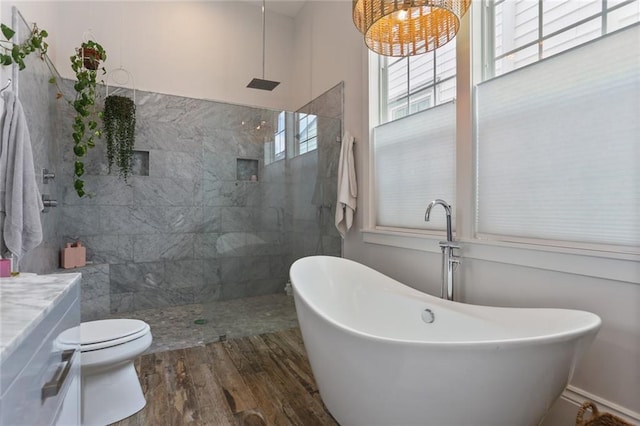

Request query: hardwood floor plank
[
  {"left": 207, "top": 341, "right": 260, "bottom": 415},
  {"left": 111, "top": 328, "right": 336, "bottom": 426},
  {"left": 222, "top": 338, "right": 294, "bottom": 425},
  {"left": 161, "top": 349, "right": 201, "bottom": 425},
  {"left": 235, "top": 335, "right": 315, "bottom": 424},
  {"left": 182, "top": 345, "right": 235, "bottom": 425},
  {"left": 261, "top": 331, "right": 318, "bottom": 394},
  {"left": 246, "top": 334, "right": 337, "bottom": 426}
]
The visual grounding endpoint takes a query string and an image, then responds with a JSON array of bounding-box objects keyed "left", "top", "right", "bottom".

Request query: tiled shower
[{"left": 12, "top": 11, "right": 342, "bottom": 323}]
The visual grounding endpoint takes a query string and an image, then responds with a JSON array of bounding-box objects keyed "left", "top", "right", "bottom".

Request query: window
[
  {"left": 487, "top": 0, "right": 640, "bottom": 78},
  {"left": 477, "top": 16, "right": 640, "bottom": 249},
  {"left": 379, "top": 38, "right": 457, "bottom": 124},
  {"left": 369, "top": 2, "right": 639, "bottom": 253},
  {"left": 297, "top": 113, "right": 317, "bottom": 155},
  {"left": 373, "top": 27, "right": 459, "bottom": 232},
  {"left": 274, "top": 111, "right": 286, "bottom": 160}
]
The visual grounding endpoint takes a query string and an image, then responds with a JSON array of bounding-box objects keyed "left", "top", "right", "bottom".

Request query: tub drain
[{"left": 421, "top": 308, "right": 435, "bottom": 324}]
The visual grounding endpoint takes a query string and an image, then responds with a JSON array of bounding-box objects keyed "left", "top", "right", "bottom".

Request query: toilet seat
[{"left": 58, "top": 319, "right": 151, "bottom": 352}]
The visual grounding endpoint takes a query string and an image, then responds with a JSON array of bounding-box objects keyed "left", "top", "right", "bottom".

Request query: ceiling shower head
[
  {"left": 247, "top": 0, "right": 280, "bottom": 91},
  {"left": 247, "top": 78, "right": 280, "bottom": 91}
]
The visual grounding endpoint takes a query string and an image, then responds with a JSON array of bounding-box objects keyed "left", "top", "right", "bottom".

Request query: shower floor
[{"left": 107, "top": 293, "right": 298, "bottom": 354}]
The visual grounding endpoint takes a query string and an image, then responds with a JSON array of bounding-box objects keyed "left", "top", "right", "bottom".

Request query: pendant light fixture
[
  {"left": 247, "top": 0, "right": 280, "bottom": 90},
  {"left": 352, "top": 0, "right": 472, "bottom": 56}
]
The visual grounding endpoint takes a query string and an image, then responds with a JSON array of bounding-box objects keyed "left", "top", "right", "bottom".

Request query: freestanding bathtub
[{"left": 290, "top": 256, "right": 601, "bottom": 426}]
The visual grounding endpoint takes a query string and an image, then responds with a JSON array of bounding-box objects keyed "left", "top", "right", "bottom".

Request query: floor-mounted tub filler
[{"left": 290, "top": 256, "right": 601, "bottom": 426}]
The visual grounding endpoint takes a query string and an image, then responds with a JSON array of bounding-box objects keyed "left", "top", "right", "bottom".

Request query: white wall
[{"left": 4, "top": 1, "right": 296, "bottom": 111}]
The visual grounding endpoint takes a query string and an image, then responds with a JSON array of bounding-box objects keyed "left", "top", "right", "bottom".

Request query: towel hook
[{"left": 1, "top": 78, "right": 12, "bottom": 93}]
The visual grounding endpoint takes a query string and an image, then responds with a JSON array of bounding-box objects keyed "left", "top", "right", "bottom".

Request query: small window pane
[
  {"left": 409, "top": 54, "right": 434, "bottom": 93},
  {"left": 388, "top": 98, "right": 408, "bottom": 121},
  {"left": 409, "top": 92, "right": 432, "bottom": 114},
  {"left": 542, "top": 0, "right": 601, "bottom": 36},
  {"left": 297, "top": 113, "right": 318, "bottom": 155},
  {"left": 435, "top": 40, "right": 457, "bottom": 81},
  {"left": 542, "top": 18, "right": 600, "bottom": 58},
  {"left": 436, "top": 78, "right": 457, "bottom": 105},
  {"left": 387, "top": 58, "right": 408, "bottom": 101},
  {"left": 495, "top": 0, "right": 539, "bottom": 57},
  {"left": 608, "top": 1, "right": 640, "bottom": 32},
  {"left": 495, "top": 44, "right": 538, "bottom": 76}
]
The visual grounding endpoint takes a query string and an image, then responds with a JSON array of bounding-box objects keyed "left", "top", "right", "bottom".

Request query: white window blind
[
  {"left": 374, "top": 102, "right": 456, "bottom": 231},
  {"left": 476, "top": 25, "right": 640, "bottom": 248}
]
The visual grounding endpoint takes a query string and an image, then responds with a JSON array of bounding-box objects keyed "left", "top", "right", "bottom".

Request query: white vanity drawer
[{"left": 1, "top": 283, "right": 80, "bottom": 426}]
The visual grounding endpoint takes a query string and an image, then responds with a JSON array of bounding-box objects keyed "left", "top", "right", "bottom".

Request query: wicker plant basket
[{"left": 576, "top": 402, "right": 633, "bottom": 426}]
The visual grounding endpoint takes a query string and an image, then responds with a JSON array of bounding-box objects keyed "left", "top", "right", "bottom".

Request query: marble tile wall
[{"left": 57, "top": 83, "right": 298, "bottom": 315}]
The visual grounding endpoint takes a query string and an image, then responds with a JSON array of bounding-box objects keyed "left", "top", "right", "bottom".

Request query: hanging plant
[
  {"left": 70, "top": 40, "right": 106, "bottom": 197},
  {"left": 103, "top": 95, "right": 136, "bottom": 181},
  {"left": 0, "top": 23, "right": 48, "bottom": 70}
]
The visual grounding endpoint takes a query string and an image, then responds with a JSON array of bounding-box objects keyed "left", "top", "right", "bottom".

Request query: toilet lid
[{"left": 58, "top": 319, "right": 150, "bottom": 348}]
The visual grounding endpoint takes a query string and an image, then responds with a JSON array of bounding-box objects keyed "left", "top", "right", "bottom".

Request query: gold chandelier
[{"left": 352, "top": 0, "right": 472, "bottom": 56}]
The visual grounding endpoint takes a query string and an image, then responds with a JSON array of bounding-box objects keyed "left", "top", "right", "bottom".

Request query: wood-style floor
[{"left": 112, "top": 328, "right": 338, "bottom": 426}]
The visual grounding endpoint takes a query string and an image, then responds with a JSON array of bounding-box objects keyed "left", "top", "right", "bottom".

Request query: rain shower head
[
  {"left": 247, "top": 0, "right": 280, "bottom": 91},
  {"left": 247, "top": 78, "right": 280, "bottom": 91}
]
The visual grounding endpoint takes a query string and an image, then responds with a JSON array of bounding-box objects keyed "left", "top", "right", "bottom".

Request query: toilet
[{"left": 57, "top": 319, "right": 152, "bottom": 426}]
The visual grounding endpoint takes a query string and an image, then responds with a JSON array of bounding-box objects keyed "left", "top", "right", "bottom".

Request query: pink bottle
[
  {"left": 0, "top": 258, "right": 10, "bottom": 277},
  {"left": 61, "top": 242, "right": 87, "bottom": 269}
]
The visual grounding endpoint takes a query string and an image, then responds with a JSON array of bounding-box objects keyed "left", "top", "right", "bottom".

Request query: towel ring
[{"left": 105, "top": 67, "right": 136, "bottom": 104}]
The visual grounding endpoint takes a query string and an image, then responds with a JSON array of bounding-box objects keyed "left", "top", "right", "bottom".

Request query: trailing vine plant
[
  {"left": 69, "top": 40, "right": 106, "bottom": 197},
  {"left": 103, "top": 95, "right": 136, "bottom": 181},
  {"left": 0, "top": 23, "right": 48, "bottom": 70}
]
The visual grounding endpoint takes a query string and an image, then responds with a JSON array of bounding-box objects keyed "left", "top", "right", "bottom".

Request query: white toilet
[{"left": 57, "top": 319, "right": 152, "bottom": 426}]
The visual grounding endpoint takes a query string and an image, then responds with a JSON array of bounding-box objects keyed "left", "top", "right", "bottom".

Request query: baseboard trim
[{"left": 562, "top": 385, "right": 640, "bottom": 424}]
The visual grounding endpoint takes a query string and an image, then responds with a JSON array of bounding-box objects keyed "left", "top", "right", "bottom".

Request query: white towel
[
  {"left": 335, "top": 131, "right": 357, "bottom": 238},
  {"left": 0, "top": 91, "right": 43, "bottom": 259}
]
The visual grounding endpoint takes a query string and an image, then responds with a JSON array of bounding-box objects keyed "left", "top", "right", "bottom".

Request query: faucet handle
[
  {"left": 42, "top": 168, "right": 56, "bottom": 183},
  {"left": 438, "top": 241, "right": 461, "bottom": 250},
  {"left": 42, "top": 194, "right": 58, "bottom": 213}
]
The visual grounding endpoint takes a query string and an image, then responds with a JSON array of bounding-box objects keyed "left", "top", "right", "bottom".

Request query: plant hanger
[{"left": 105, "top": 66, "right": 136, "bottom": 103}]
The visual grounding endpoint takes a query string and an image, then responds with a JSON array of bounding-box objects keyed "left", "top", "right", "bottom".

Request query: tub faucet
[{"left": 425, "top": 199, "right": 460, "bottom": 301}]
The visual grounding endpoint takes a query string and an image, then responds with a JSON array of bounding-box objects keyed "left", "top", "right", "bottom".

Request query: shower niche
[
  {"left": 131, "top": 150, "right": 150, "bottom": 176},
  {"left": 237, "top": 158, "right": 259, "bottom": 181}
]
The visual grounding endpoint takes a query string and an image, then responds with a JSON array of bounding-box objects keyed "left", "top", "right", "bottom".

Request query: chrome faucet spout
[{"left": 425, "top": 199, "right": 453, "bottom": 242}]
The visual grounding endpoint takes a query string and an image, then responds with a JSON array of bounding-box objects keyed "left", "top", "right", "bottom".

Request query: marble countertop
[{"left": 0, "top": 272, "right": 81, "bottom": 363}]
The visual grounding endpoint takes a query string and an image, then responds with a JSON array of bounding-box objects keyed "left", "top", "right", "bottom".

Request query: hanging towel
[
  {"left": 335, "top": 131, "right": 357, "bottom": 238},
  {"left": 0, "top": 91, "right": 43, "bottom": 259}
]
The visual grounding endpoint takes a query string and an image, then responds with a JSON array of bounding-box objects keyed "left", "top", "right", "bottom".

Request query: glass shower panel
[
  {"left": 289, "top": 114, "right": 342, "bottom": 262},
  {"left": 203, "top": 110, "right": 342, "bottom": 335}
]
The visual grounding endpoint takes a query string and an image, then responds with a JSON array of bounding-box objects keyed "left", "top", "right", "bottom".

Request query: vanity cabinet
[{"left": 0, "top": 273, "right": 81, "bottom": 425}]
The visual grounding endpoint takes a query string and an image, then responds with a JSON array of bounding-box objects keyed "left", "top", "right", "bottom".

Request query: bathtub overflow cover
[{"left": 421, "top": 308, "right": 435, "bottom": 324}]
